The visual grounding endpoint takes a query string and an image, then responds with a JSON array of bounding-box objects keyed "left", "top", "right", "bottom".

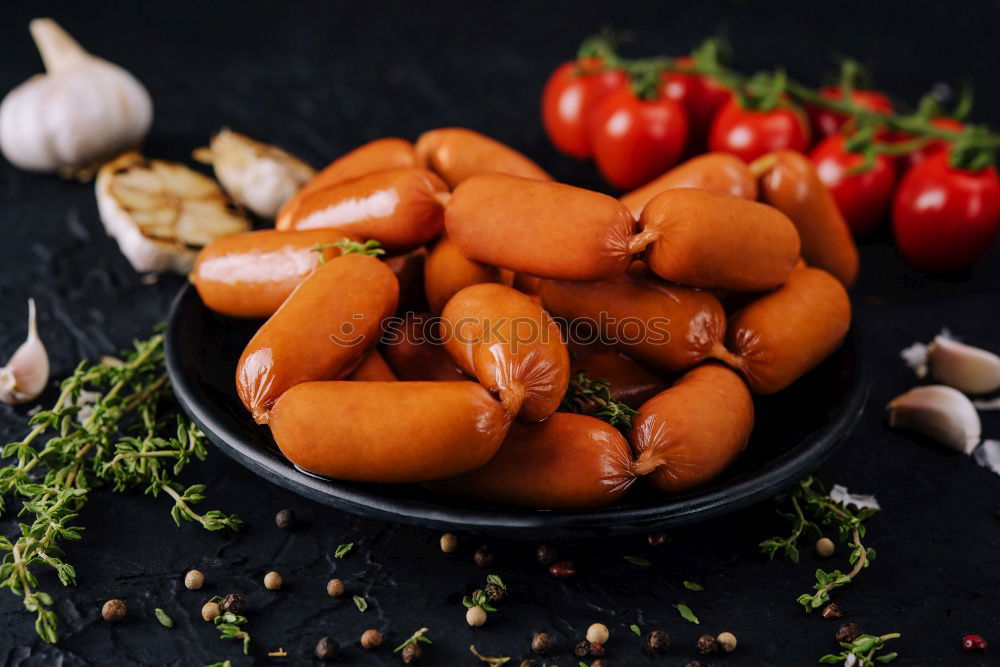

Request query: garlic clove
[
  {"left": 193, "top": 129, "right": 316, "bottom": 219},
  {"left": 887, "top": 385, "right": 981, "bottom": 454},
  {"left": 95, "top": 152, "right": 250, "bottom": 273},
  {"left": 926, "top": 335, "right": 1000, "bottom": 395},
  {"left": 829, "top": 484, "right": 880, "bottom": 511},
  {"left": 0, "top": 299, "right": 50, "bottom": 405}
]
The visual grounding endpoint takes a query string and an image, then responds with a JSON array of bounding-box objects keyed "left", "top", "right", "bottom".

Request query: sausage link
[
  {"left": 384, "top": 247, "right": 427, "bottom": 311},
  {"left": 538, "top": 275, "right": 728, "bottom": 373},
  {"left": 446, "top": 174, "right": 636, "bottom": 281},
  {"left": 441, "top": 283, "right": 569, "bottom": 421},
  {"left": 715, "top": 266, "right": 851, "bottom": 394},
  {"left": 424, "top": 235, "right": 513, "bottom": 314},
  {"left": 347, "top": 349, "right": 397, "bottom": 381},
  {"left": 634, "top": 188, "right": 801, "bottom": 291},
  {"left": 236, "top": 253, "right": 398, "bottom": 423},
  {"left": 192, "top": 228, "right": 358, "bottom": 318},
  {"left": 752, "top": 151, "right": 859, "bottom": 287},
  {"left": 570, "top": 346, "right": 668, "bottom": 410},
  {"left": 381, "top": 312, "right": 468, "bottom": 381},
  {"left": 630, "top": 363, "right": 754, "bottom": 493},
  {"left": 620, "top": 152, "right": 758, "bottom": 218},
  {"left": 427, "top": 412, "right": 635, "bottom": 509},
  {"left": 269, "top": 381, "right": 511, "bottom": 482},
  {"left": 415, "top": 127, "right": 550, "bottom": 188},
  {"left": 275, "top": 168, "right": 448, "bottom": 253}
]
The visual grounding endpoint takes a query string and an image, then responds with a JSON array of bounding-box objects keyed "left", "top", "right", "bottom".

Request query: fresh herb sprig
[
  {"left": 560, "top": 371, "right": 638, "bottom": 427},
  {"left": 462, "top": 574, "right": 507, "bottom": 613},
  {"left": 314, "top": 238, "right": 385, "bottom": 264},
  {"left": 394, "top": 627, "right": 432, "bottom": 653},
  {"left": 0, "top": 332, "right": 240, "bottom": 643},
  {"left": 214, "top": 612, "right": 251, "bottom": 654},
  {"left": 819, "top": 632, "right": 900, "bottom": 665}
]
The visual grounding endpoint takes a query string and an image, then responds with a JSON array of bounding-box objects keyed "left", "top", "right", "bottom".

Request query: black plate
[{"left": 165, "top": 283, "right": 868, "bottom": 538}]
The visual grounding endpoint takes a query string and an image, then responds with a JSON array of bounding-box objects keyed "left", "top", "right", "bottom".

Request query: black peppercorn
[
  {"left": 315, "top": 636, "right": 338, "bottom": 660},
  {"left": 821, "top": 602, "right": 843, "bottom": 619},
  {"left": 219, "top": 593, "right": 244, "bottom": 614},
  {"left": 484, "top": 582, "right": 506, "bottom": 602},
  {"left": 835, "top": 622, "right": 861, "bottom": 643},
  {"left": 574, "top": 639, "right": 592, "bottom": 657},
  {"left": 275, "top": 508, "right": 296, "bottom": 529},
  {"left": 696, "top": 634, "right": 718, "bottom": 654},
  {"left": 588, "top": 642, "right": 606, "bottom": 658},
  {"left": 531, "top": 632, "right": 552, "bottom": 655},
  {"left": 536, "top": 544, "right": 557, "bottom": 564},
  {"left": 473, "top": 546, "right": 493, "bottom": 567},
  {"left": 646, "top": 629, "right": 670, "bottom": 653},
  {"left": 402, "top": 642, "right": 422, "bottom": 663},
  {"left": 549, "top": 560, "right": 575, "bottom": 578}
]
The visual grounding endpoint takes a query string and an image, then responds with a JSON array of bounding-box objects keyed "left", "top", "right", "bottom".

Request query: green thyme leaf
[
  {"left": 155, "top": 608, "right": 174, "bottom": 628},
  {"left": 675, "top": 603, "right": 699, "bottom": 624},
  {"left": 630, "top": 624, "right": 641, "bottom": 636},
  {"left": 334, "top": 542, "right": 354, "bottom": 558},
  {"left": 683, "top": 580, "right": 704, "bottom": 591},
  {"left": 623, "top": 556, "right": 651, "bottom": 567},
  {"left": 353, "top": 595, "right": 368, "bottom": 612}
]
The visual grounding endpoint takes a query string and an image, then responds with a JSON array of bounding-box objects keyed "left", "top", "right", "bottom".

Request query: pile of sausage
[{"left": 191, "top": 128, "right": 856, "bottom": 510}]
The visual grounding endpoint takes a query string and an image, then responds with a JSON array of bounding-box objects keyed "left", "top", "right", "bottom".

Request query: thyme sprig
[
  {"left": 819, "top": 632, "right": 900, "bottom": 666},
  {"left": 559, "top": 371, "right": 638, "bottom": 427},
  {"left": 0, "top": 332, "right": 240, "bottom": 643},
  {"left": 214, "top": 611, "right": 251, "bottom": 654},
  {"left": 394, "top": 627, "right": 432, "bottom": 653}
]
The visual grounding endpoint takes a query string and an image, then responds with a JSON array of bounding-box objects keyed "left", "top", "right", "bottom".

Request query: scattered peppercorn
[
  {"left": 590, "top": 660, "right": 610, "bottom": 667},
  {"left": 183, "top": 569, "right": 204, "bottom": 590},
  {"left": 361, "top": 628, "right": 382, "bottom": 649},
  {"left": 473, "top": 546, "right": 493, "bottom": 567},
  {"left": 275, "top": 508, "right": 296, "bottom": 529},
  {"left": 549, "top": 560, "right": 575, "bottom": 578},
  {"left": 264, "top": 571, "right": 282, "bottom": 590},
  {"left": 401, "top": 642, "right": 422, "bottom": 663},
  {"left": 440, "top": 532, "right": 458, "bottom": 553},
  {"left": 962, "top": 634, "right": 988, "bottom": 651},
  {"left": 716, "top": 631, "right": 737, "bottom": 652},
  {"left": 647, "top": 629, "right": 670, "bottom": 653},
  {"left": 821, "top": 602, "right": 843, "bottom": 619},
  {"left": 587, "top": 623, "right": 609, "bottom": 645},
  {"left": 531, "top": 632, "right": 552, "bottom": 655},
  {"left": 484, "top": 582, "right": 506, "bottom": 602},
  {"left": 815, "top": 536, "right": 835, "bottom": 557},
  {"left": 466, "top": 605, "right": 488, "bottom": 627},
  {"left": 201, "top": 601, "right": 221, "bottom": 622},
  {"left": 315, "top": 636, "right": 338, "bottom": 660},
  {"left": 326, "top": 578, "right": 345, "bottom": 597},
  {"left": 101, "top": 599, "right": 126, "bottom": 623},
  {"left": 835, "top": 622, "right": 861, "bottom": 643},
  {"left": 589, "top": 642, "right": 606, "bottom": 658},
  {"left": 647, "top": 531, "right": 668, "bottom": 546},
  {"left": 219, "top": 593, "right": 244, "bottom": 614},
  {"left": 574, "top": 640, "right": 592, "bottom": 657},
  {"left": 536, "top": 544, "right": 558, "bottom": 564},
  {"left": 696, "top": 634, "right": 718, "bottom": 654}
]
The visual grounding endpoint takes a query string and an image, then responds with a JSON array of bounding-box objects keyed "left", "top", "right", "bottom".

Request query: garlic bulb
[
  {"left": 887, "top": 385, "right": 981, "bottom": 454},
  {"left": 96, "top": 152, "right": 250, "bottom": 273},
  {"left": 193, "top": 129, "right": 315, "bottom": 218},
  {"left": 0, "top": 18, "right": 153, "bottom": 177},
  {"left": 925, "top": 335, "right": 1000, "bottom": 395},
  {"left": 0, "top": 299, "right": 50, "bottom": 405}
]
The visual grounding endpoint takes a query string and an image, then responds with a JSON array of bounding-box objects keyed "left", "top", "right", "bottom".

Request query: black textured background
[{"left": 2, "top": 1, "right": 1000, "bottom": 665}]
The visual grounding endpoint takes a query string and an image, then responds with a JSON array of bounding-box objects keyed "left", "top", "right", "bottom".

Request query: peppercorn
[
  {"left": 647, "top": 531, "right": 668, "bottom": 546},
  {"left": 264, "top": 571, "right": 282, "bottom": 590},
  {"left": 587, "top": 623, "right": 609, "bottom": 644},
  {"left": 219, "top": 593, "right": 244, "bottom": 614},
  {"left": 589, "top": 642, "right": 606, "bottom": 658},
  {"left": 401, "top": 642, "right": 422, "bottom": 663},
  {"left": 326, "top": 578, "right": 345, "bottom": 597},
  {"left": 275, "top": 508, "right": 296, "bottom": 529},
  {"left": 716, "top": 631, "right": 737, "bottom": 652},
  {"left": 646, "top": 629, "right": 670, "bottom": 653},
  {"left": 484, "top": 582, "right": 506, "bottom": 602},
  {"left": 696, "top": 633, "right": 718, "bottom": 654},
  {"left": 835, "top": 622, "right": 861, "bottom": 643},
  {"left": 536, "top": 544, "right": 558, "bottom": 564},
  {"left": 590, "top": 660, "right": 610, "bottom": 667},
  {"left": 821, "top": 602, "right": 843, "bottom": 619},
  {"left": 201, "top": 601, "right": 221, "bottom": 622},
  {"left": 361, "top": 628, "right": 382, "bottom": 649},
  {"left": 531, "top": 632, "right": 552, "bottom": 655},
  {"left": 315, "top": 636, "right": 338, "bottom": 660},
  {"left": 466, "top": 605, "right": 488, "bottom": 627},
  {"left": 574, "top": 640, "right": 592, "bottom": 657},
  {"left": 549, "top": 560, "right": 575, "bottom": 578},
  {"left": 101, "top": 599, "right": 126, "bottom": 623},
  {"left": 183, "top": 569, "right": 204, "bottom": 590},
  {"left": 962, "top": 634, "right": 988, "bottom": 651},
  {"left": 816, "top": 536, "right": 835, "bottom": 557},
  {"left": 473, "top": 546, "right": 493, "bottom": 567},
  {"left": 440, "top": 532, "right": 458, "bottom": 553}
]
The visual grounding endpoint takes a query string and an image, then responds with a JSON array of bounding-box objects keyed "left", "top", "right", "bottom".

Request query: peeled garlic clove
[
  {"left": 887, "top": 385, "right": 981, "bottom": 454},
  {"left": 926, "top": 335, "right": 1000, "bottom": 395},
  {"left": 0, "top": 299, "right": 50, "bottom": 405},
  {"left": 193, "top": 129, "right": 316, "bottom": 219},
  {"left": 96, "top": 152, "right": 250, "bottom": 273}
]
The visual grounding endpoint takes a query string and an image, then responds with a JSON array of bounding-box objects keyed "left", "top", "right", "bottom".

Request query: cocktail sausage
[
  {"left": 381, "top": 312, "right": 468, "bottom": 381},
  {"left": 424, "top": 235, "right": 513, "bottom": 314},
  {"left": 415, "top": 127, "right": 550, "bottom": 188},
  {"left": 620, "top": 152, "right": 757, "bottom": 218}
]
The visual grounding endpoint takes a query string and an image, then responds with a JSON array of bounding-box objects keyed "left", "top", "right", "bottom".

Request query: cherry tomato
[
  {"left": 902, "top": 117, "right": 965, "bottom": 168},
  {"left": 807, "top": 86, "right": 894, "bottom": 141},
  {"left": 708, "top": 96, "right": 810, "bottom": 163},
  {"left": 588, "top": 87, "right": 689, "bottom": 190},
  {"left": 541, "top": 59, "right": 628, "bottom": 159},
  {"left": 660, "top": 56, "right": 732, "bottom": 151},
  {"left": 892, "top": 151, "right": 1000, "bottom": 274},
  {"left": 810, "top": 134, "right": 897, "bottom": 236}
]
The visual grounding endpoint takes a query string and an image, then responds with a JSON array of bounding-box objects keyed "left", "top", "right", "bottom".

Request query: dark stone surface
[{"left": 1, "top": 1, "right": 998, "bottom": 665}]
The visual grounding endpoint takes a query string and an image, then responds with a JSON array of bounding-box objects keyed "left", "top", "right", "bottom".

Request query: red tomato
[
  {"left": 541, "top": 59, "right": 628, "bottom": 159},
  {"left": 660, "top": 56, "right": 732, "bottom": 151},
  {"left": 807, "top": 86, "right": 894, "bottom": 140},
  {"left": 810, "top": 134, "right": 897, "bottom": 236},
  {"left": 903, "top": 117, "right": 964, "bottom": 168},
  {"left": 588, "top": 87, "right": 689, "bottom": 190},
  {"left": 892, "top": 151, "right": 1000, "bottom": 274},
  {"left": 708, "top": 96, "right": 810, "bottom": 163}
]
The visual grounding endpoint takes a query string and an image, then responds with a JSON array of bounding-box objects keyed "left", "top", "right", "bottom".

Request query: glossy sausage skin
[
  {"left": 192, "top": 228, "right": 358, "bottom": 318},
  {"left": 630, "top": 363, "right": 754, "bottom": 493},
  {"left": 570, "top": 346, "right": 668, "bottom": 410},
  {"left": 427, "top": 413, "right": 635, "bottom": 509},
  {"left": 446, "top": 174, "right": 636, "bottom": 281},
  {"left": 384, "top": 247, "right": 427, "bottom": 310},
  {"left": 424, "top": 235, "right": 513, "bottom": 314},
  {"left": 269, "top": 381, "right": 511, "bottom": 482},
  {"left": 347, "top": 349, "right": 397, "bottom": 381},
  {"left": 635, "top": 188, "right": 801, "bottom": 291},
  {"left": 753, "top": 151, "right": 859, "bottom": 287},
  {"left": 538, "top": 275, "right": 728, "bottom": 373},
  {"left": 716, "top": 266, "right": 851, "bottom": 394},
  {"left": 415, "top": 127, "right": 550, "bottom": 188},
  {"left": 236, "top": 254, "right": 398, "bottom": 423},
  {"left": 275, "top": 168, "right": 448, "bottom": 253},
  {"left": 381, "top": 312, "right": 468, "bottom": 381},
  {"left": 620, "top": 152, "right": 758, "bottom": 218},
  {"left": 441, "top": 284, "right": 569, "bottom": 421}
]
